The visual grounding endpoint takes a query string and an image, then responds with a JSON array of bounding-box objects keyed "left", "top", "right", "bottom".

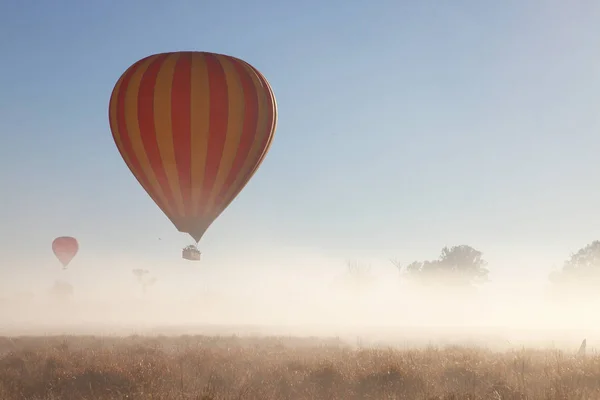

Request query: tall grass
[{"left": 0, "top": 335, "right": 598, "bottom": 399}]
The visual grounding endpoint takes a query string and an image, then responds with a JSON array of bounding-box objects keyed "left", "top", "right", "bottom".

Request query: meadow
[{"left": 0, "top": 334, "right": 598, "bottom": 399}]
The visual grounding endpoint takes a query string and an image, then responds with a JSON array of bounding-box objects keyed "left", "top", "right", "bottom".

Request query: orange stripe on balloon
[
  {"left": 198, "top": 53, "right": 229, "bottom": 218},
  {"left": 137, "top": 54, "right": 179, "bottom": 218},
  {"left": 217, "top": 61, "right": 276, "bottom": 212},
  {"left": 189, "top": 53, "right": 211, "bottom": 218},
  {"left": 217, "top": 64, "right": 270, "bottom": 210},
  {"left": 203, "top": 54, "right": 245, "bottom": 214},
  {"left": 171, "top": 52, "right": 193, "bottom": 217},
  {"left": 236, "top": 69, "right": 276, "bottom": 202},
  {"left": 214, "top": 57, "right": 260, "bottom": 207},
  {"left": 125, "top": 55, "right": 175, "bottom": 220},
  {"left": 113, "top": 57, "right": 171, "bottom": 217},
  {"left": 153, "top": 53, "right": 185, "bottom": 216},
  {"left": 109, "top": 74, "right": 135, "bottom": 176},
  {"left": 248, "top": 66, "right": 277, "bottom": 175}
]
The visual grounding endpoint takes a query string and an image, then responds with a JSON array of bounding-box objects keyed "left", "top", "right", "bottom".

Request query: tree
[
  {"left": 549, "top": 240, "right": 600, "bottom": 288},
  {"left": 132, "top": 269, "right": 157, "bottom": 295},
  {"left": 393, "top": 245, "right": 489, "bottom": 287}
]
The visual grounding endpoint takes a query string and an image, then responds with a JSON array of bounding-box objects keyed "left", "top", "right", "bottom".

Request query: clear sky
[{"left": 1, "top": 0, "right": 600, "bottom": 304}]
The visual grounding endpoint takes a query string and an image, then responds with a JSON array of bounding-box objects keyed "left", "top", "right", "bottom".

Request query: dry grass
[{"left": 0, "top": 335, "right": 598, "bottom": 399}]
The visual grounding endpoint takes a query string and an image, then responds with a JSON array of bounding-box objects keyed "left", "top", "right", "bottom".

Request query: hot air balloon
[
  {"left": 108, "top": 51, "right": 277, "bottom": 261},
  {"left": 52, "top": 236, "right": 79, "bottom": 269}
]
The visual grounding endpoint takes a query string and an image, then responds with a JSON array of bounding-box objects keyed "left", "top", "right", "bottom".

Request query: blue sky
[{"left": 1, "top": 0, "right": 600, "bottom": 298}]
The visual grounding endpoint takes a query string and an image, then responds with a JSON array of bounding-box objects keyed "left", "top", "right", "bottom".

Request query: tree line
[{"left": 346, "top": 240, "right": 600, "bottom": 292}]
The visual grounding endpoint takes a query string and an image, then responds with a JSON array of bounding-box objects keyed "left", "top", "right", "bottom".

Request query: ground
[{"left": 0, "top": 335, "right": 598, "bottom": 399}]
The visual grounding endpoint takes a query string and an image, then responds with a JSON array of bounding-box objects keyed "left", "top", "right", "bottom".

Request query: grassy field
[{"left": 0, "top": 335, "right": 598, "bottom": 399}]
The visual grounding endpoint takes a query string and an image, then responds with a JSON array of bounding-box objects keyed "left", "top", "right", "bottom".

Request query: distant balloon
[
  {"left": 108, "top": 51, "right": 277, "bottom": 244},
  {"left": 52, "top": 236, "right": 79, "bottom": 268}
]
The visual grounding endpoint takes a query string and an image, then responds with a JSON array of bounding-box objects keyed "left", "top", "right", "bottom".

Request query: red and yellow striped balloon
[{"left": 108, "top": 51, "right": 277, "bottom": 242}]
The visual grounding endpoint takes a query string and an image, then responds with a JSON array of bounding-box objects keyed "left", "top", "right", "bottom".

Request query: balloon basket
[{"left": 182, "top": 246, "right": 201, "bottom": 261}]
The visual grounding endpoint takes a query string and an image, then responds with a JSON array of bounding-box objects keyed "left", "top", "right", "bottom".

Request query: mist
[{"left": 0, "top": 250, "right": 596, "bottom": 353}]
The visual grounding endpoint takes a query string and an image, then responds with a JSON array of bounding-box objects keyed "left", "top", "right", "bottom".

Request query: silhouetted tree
[
  {"left": 549, "top": 240, "right": 600, "bottom": 288},
  {"left": 132, "top": 269, "right": 157, "bottom": 295},
  {"left": 394, "top": 245, "right": 489, "bottom": 286}
]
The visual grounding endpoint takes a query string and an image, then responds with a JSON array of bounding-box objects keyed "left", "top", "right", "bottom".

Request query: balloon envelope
[
  {"left": 52, "top": 236, "right": 79, "bottom": 267},
  {"left": 108, "top": 51, "right": 278, "bottom": 242}
]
